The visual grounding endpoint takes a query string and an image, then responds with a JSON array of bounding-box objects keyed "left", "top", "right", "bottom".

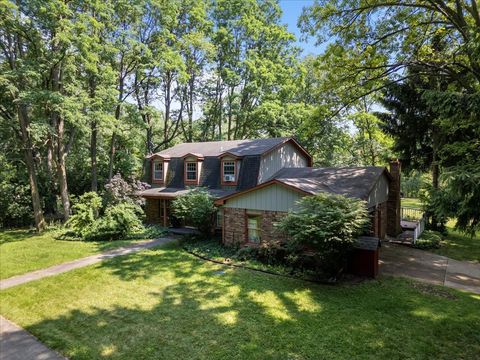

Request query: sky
[{"left": 279, "top": 0, "right": 327, "bottom": 56}]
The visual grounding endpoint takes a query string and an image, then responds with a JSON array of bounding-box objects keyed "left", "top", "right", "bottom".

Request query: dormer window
[
  {"left": 223, "top": 161, "right": 236, "bottom": 182},
  {"left": 186, "top": 162, "right": 197, "bottom": 181},
  {"left": 150, "top": 155, "right": 169, "bottom": 184},
  {"left": 220, "top": 154, "right": 239, "bottom": 186},
  {"left": 153, "top": 162, "right": 163, "bottom": 181},
  {"left": 182, "top": 153, "right": 203, "bottom": 185}
]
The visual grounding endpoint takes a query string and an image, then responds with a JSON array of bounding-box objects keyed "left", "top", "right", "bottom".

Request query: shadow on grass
[
  {"left": 18, "top": 245, "right": 480, "bottom": 359},
  {"left": 0, "top": 229, "right": 39, "bottom": 245}
]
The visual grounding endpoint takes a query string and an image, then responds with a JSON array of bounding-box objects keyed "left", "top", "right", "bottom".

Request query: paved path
[
  {"left": 0, "top": 237, "right": 174, "bottom": 290},
  {"left": 0, "top": 316, "right": 66, "bottom": 360},
  {"left": 0, "top": 237, "right": 175, "bottom": 359},
  {"left": 380, "top": 242, "right": 480, "bottom": 294}
]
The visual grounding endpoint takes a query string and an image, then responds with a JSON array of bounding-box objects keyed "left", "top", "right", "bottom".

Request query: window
[
  {"left": 247, "top": 215, "right": 261, "bottom": 243},
  {"left": 153, "top": 161, "right": 163, "bottom": 181},
  {"left": 223, "top": 161, "right": 235, "bottom": 182},
  {"left": 216, "top": 207, "right": 223, "bottom": 228},
  {"left": 186, "top": 162, "right": 197, "bottom": 181}
]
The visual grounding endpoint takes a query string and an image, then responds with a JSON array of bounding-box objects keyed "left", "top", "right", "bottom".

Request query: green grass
[
  {"left": 0, "top": 229, "right": 143, "bottom": 279},
  {"left": 401, "top": 197, "right": 423, "bottom": 208},
  {"left": 400, "top": 198, "right": 479, "bottom": 262},
  {"left": 1, "top": 243, "right": 479, "bottom": 359},
  {"left": 432, "top": 220, "right": 480, "bottom": 262}
]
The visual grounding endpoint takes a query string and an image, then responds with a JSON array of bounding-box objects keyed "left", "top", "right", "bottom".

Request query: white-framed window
[
  {"left": 247, "top": 215, "right": 261, "bottom": 243},
  {"left": 153, "top": 161, "right": 163, "bottom": 181},
  {"left": 223, "top": 161, "right": 235, "bottom": 182},
  {"left": 186, "top": 162, "right": 197, "bottom": 181}
]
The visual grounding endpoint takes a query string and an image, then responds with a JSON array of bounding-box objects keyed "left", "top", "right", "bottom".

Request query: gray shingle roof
[
  {"left": 140, "top": 187, "right": 236, "bottom": 199},
  {"left": 152, "top": 137, "right": 291, "bottom": 158},
  {"left": 271, "top": 166, "right": 389, "bottom": 199}
]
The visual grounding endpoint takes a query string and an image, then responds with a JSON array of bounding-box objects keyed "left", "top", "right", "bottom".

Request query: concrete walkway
[
  {"left": 0, "top": 237, "right": 174, "bottom": 290},
  {"left": 380, "top": 242, "right": 480, "bottom": 294},
  {"left": 0, "top": 316, "right": 66, "bottom": 360}
]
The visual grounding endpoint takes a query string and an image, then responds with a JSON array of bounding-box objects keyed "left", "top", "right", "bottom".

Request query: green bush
[
  {"left": 235, "top": 246, "right": 259, "bottom": 261},
  {"left": 277, "top": 193, "right": 370, "bottom": 278},
  {"left": 171, "top": 188, "right": 216, "bottom": 236},
  {"left": 85, "top": 203, "right": 144, "bottom": 241},
  {"left": 413, "top": 230, "right": 442, "bottom": 249},
  {"left": 66, "top": 192, "right": 102, "bottom": 238}
]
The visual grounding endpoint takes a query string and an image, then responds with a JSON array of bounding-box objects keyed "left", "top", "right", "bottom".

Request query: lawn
[
  {"left": 401, "top": 198, "right": 479, "bottom": 262},
  {"left": 0, "top": 229, "right": 143, "bottom": 279},
  {"left": 1, "top": 243, "right": 479, "bottom": 359},
  {"left": 432, "top": 220, "right": 480, "bottom": 262},
  {"left": 401, "top": 197, "right": 423, "bottom": 208}
]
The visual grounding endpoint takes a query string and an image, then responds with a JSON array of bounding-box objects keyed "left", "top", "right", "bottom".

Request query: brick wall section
[
  {"left": 222, "top": 207, "right": 288, "bottom": 247},
  {"left": 259, "top": 211, "right": 288, "bottom": 244},
  {"left": 223, "top": 208, "right": 246, "bottom": 246},
  {"left": 387, "top": 160, "right": 402, "bottom": 237},
  {"left": 145, "top": 199, "right": 162, "bottom": 224}
]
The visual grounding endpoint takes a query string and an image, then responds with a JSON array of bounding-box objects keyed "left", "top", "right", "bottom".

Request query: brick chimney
[{"left": 387, "top": 160, "right": 402, "bottom": 237}]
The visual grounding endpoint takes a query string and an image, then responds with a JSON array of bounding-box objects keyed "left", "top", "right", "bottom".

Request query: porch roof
[{"left": 139, "top": 187, "right": 237, "bottom": 200}]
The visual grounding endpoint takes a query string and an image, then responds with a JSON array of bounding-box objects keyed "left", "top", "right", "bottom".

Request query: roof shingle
[
  {"left": 271, "top": 166, "right": 389, "bottom": 200},
  {"left": 152, "top": 137, "right": 291, "bottom": 158}
]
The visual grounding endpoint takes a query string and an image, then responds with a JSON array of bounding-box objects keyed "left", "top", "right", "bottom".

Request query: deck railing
[
  {"left": 400, "top": 207, "right": 426, "bottom": 244},
  {"left": 412, "top": 215, "right": 426, "bottom": 244},
  {"left": 401, "top": 207, "right": 424, "bottom": 221}
]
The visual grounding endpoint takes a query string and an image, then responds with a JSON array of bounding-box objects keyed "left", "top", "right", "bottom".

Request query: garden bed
[{"left": 182, "top": 237, "right": 341, "bottom": 283}]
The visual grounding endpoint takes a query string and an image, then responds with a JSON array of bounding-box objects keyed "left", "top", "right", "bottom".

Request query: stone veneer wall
[
  {"left": 222, "top": 207, "right": 287, "bottom": 247},
  {"left": 145, "top": 199, "right": 162, "bottom": 224}
]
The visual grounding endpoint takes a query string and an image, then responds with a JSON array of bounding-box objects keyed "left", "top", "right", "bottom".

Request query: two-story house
[{"left": 140, "top": 137, "right": 401, "bottom": 246}]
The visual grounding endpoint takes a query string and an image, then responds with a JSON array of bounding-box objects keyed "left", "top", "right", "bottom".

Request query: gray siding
[
  {"left": 367, "top": 173, "right": 389, "bottom": 207},
  {"left": 224, "top": 183, "right": 304, "bottom": 212},
  {"left": 258, "top": 142, "right": 308, "bottom": 183}
]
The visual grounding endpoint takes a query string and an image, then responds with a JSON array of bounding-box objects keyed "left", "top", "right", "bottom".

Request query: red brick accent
[
  {"left": 387, "top": 160, "right": 402, "bottom": 236},
  {"left": 222, "top": 207, "right": 287, "bottom": 247}
]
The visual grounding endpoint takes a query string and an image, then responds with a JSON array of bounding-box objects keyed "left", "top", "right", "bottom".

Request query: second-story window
[
  {"left": 186, "top": 162, "right": 197, "bottom": 181},
  {"left": 223, "top": 161, "right": 235, "bottom": 182},
  {"left": 153, "top": 162, "right": 163, "bottom": 181}
]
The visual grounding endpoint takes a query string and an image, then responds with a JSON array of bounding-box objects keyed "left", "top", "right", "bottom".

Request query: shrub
[
  {"left": 277, "top": 193, "right": 370, "bottom": 278},
  {"left": 104, "top": 174, "right": 150, "bottom": 207},
  {"left": 235, "top": 246, "right": 259, "bottom": 261},
  {"left": 171, "top": 188, "right": 217, "bottom": 236},
  {"left": 413, "top": 230, "right": 442, "bottom": 249},
  {"left": 66, "top": 192, "right": 102, "bottom": 238},
  {"left": 85, "top": 203, "right": 144, "bottom": 241}
]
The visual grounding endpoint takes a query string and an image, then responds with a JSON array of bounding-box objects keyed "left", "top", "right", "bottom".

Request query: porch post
[{"left": 163, "top": 199, "right": 167, "bottom": 227}]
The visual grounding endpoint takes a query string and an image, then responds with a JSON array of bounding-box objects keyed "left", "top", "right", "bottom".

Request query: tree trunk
[
  {"left": 187, "top": 75, "right": 194, "bottom": 142},
  {"left": 45, "top": 135, "right": 57, "bottom": 215},
  {"left": 108, "top": 132, "right": 116, "bottom": 180},
  {"left": 164, "top": 73, "right": 171, "bottom": 146},
  {"left": 18, "top": 105, "right": 45, "bottom": 231},
  {"left": 90, "top": 120, "right": 98, "bottom": 191},
  {"left": 55, "top": 114, "right": 71, "bottom": 220}
]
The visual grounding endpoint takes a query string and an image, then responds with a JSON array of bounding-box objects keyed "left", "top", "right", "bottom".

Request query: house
[
  {"left": 141, "top": 137, "right": 312, "bottom": 226},
  {"left": 140, "top": 137, "right": 402, "bottom": 245}
]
